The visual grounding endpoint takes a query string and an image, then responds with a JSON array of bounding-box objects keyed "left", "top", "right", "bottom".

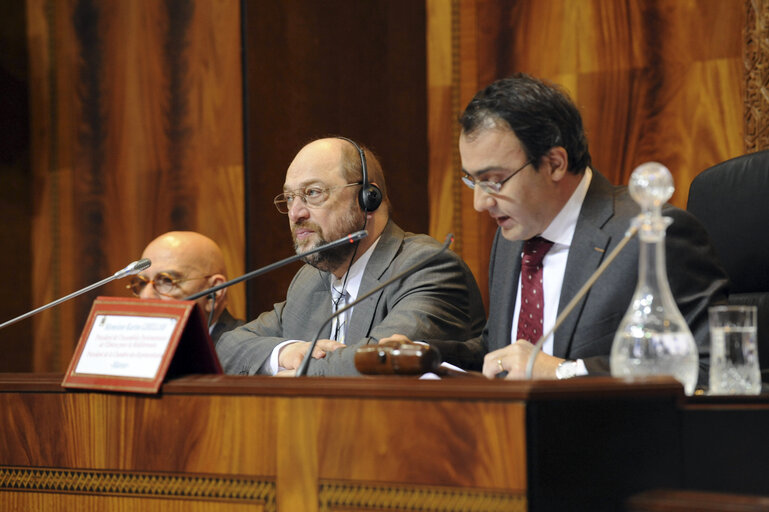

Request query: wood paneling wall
[
  {"left": 22, "top": 0, "right": 244, "bottom": 372},
  {"left": 428, "top": 0, "right": 746, "bottom": 305},
  {"left": 11, "top": 0, "right": 764, "bottom": 370},
  {"left": 0, "top": 2, "right": 32, "bottom": 371},
  {"left": 242, "top": 0, "right": 428, "bottom": 318}
]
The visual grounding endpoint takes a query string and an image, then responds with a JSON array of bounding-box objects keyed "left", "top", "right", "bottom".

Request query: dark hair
[{"left": 460, "top": 73, "right": 591, "bottom": 174}]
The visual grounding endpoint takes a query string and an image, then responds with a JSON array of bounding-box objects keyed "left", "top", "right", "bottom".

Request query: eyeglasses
[
  {"left": 461, "top": 160, "right": 534, "bottom": 194},
  {"left": 274, "top": 182, "right": 362, "bottom": 214},
  {"left": 127, "top": 272, "right": 212, "bottom": 297}
]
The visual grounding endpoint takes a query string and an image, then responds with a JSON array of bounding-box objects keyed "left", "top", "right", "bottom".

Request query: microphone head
[
  {"left": 348, "top": 230, "right": 368, "bottom": 242},
  {"left": 131, "top": 258, "right": 152, "bottom": 274},
  {"left": 115, "top": 258, "right": 151, "bottom": 278}
]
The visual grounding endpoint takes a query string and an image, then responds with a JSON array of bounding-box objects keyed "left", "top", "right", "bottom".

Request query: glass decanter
[{"left": 610, "top": 162, "right": 699, "bottom": 395}]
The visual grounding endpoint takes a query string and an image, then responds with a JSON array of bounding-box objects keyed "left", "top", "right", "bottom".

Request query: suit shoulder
[
  {"left": 285, "top": 262, "right": 326, "bottom": 292},
  {"left": 399, "top": 231, "right": 464, "bottom": 263}
]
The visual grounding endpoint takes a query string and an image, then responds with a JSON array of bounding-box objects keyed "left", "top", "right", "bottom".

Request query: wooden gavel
[{"left": 354, "top": 340, "right": 441, "bottom": 375}]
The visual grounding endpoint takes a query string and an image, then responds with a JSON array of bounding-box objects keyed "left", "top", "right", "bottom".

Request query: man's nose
[
  {"left": 139, "top": 282, "right": 158, "bottom": 299},
  {"left": 288, "top": 198, "right": 309, "bottom": 223},
  {"left": 473, "top": 186, "right": 494, "bottom": 212}
]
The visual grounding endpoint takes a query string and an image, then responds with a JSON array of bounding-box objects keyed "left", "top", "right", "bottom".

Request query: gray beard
[
  {"left": 293, "top": 204, "right": 366, "bottom": 273},
  {"left": 299, "top": 238, "right": 358, "bottom": 273}
]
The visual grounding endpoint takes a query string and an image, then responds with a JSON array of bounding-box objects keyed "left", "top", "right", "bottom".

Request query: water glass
[{"left": 708, "top": 305, "right": 761, "bottom": 395}]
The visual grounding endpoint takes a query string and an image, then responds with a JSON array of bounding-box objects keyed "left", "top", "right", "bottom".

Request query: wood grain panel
[
  {"left": 0, "top": 374, "right": 687, "bottom": 510},
  {"left": 428, "top": 0, "right": 745, "bottom": 302},
  {"left": 427, "top": 0, "right": 458, "bottom": 248},
  {"left": 0, "top": 1, "right": 33, "bottom": 371},
  {"left": 0, "top": 377, "right": 536, "bottom": 510},
  {"left": 23, "top": 0, "right": 244, "bottom": 372},
  {"left": 276, "top": 397, "right": 319, "bottom": 511},
  {"left": 0, "top": 393, "right": 278, "bottom": 475},
  {"left": 243, "top": 0, "right": 428, "bottom": 318},
  {"left": 315, "top": 398, "right": 527, "bottom": 490}
]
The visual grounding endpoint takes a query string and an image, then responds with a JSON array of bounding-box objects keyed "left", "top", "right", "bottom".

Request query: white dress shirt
[
  {"left": 328, "top": 238, "right": 379, "bottom": 342},
  {"left": 510, "top": 168, "right": 593, "bottom": 373}
]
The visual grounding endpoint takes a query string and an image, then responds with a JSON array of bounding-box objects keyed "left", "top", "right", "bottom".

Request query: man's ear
[
  {"left": 542, "top": 146, "right": 569, "bottom": 182},
  {"left": 210, "top": 274, "right": 226, "bottom": 299},
  {"left": 203, "top": 274, "right": 227, "bottom": 312}
]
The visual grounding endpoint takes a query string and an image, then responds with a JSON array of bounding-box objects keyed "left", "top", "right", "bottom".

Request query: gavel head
[{"left": 354, "top": 340, "right": 441, "bottom": 375}]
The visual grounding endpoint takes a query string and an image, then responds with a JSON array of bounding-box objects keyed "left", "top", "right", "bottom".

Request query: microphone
[
  {"left": 183, "top": 230, "right": 368, "bottom": 301},
  {"left": 114, "top": 258, "right": 151, "bottom": 278},
  {"left": 524, "top": 221, "right": 640, "bottom": 379},
  {"left": 0, "top": 258, "right": 153, "bottom": 330},
  {"left": 295, "top": 233, "right": 454, "bottom": 377}
]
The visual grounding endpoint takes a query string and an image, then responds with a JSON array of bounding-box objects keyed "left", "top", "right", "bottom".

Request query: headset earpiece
[
  {"left": 359, "top": 183, "right": 382, "bottom": 212},
  {"left": 337, "top": 136, "right": 381, "bottom": 212}
]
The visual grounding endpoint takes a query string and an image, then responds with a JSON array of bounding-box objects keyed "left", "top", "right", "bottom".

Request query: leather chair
[{"left": 687, "top": 150, "right": 769, "bottom": 380}]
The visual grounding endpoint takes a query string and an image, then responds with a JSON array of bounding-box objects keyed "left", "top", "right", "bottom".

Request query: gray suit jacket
[
  {"left": 216, "top": 220, "right": 486, "bottom": 376},
  {"left": 432, "top": 171, "right": 729, "bottom": 376},
  {"left": 210, "top": 308, "right": 244, "bottom": 346}
]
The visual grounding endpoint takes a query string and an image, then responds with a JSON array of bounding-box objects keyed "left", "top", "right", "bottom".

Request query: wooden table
[{"left": 0, "top": 373, "right": 720, "bottom": 511}]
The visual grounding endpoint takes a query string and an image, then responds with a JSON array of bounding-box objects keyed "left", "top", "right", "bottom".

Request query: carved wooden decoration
[{"left": 745, "top": 0, "right": 769, "bottom": 152}]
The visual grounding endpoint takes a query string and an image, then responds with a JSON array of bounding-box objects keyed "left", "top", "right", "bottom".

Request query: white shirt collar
[{"left": 540, "top": 167, "right": 592, "bottom": 247}]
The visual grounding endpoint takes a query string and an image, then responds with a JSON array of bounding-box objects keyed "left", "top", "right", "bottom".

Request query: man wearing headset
[
  {"left": 216, "top": 137, "right": 486, "bottom": 376},
  {"left": 130, "top": 231, "right": 244, "bottom": 344}
]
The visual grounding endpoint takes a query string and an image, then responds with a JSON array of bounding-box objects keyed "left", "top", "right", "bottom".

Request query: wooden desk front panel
[{"left": 0, "top": 376, "right": 528, "bottom": 511}]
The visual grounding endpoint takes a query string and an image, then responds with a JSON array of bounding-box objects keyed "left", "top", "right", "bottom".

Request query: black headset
[{"left": 337, "top": 137, "right": 382, "bottom": 212}]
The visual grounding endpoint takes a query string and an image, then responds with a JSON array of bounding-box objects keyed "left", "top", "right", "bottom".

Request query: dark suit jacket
[
  {"left": 216, "top": 220, "right": 486, "bottom": 376},
  {"left": 433, "top": 171, "right": 729, "bottom": 376}
]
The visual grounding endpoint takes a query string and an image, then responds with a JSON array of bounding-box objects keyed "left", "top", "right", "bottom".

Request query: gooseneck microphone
[
  {"left": 295, "top": 233, "right": 454, "bottom": 377},
  {"left": 114, "top": 258, "right": 152, "bottom": 278},
  {"left": 524, "top": 222, "right": 640, "bottom": 379},
  {"left": 0, "top": 258, "right": 152, "bottom": 331},
  {"left": 184, "top": 230, "right": 368, "bottom": 301}
]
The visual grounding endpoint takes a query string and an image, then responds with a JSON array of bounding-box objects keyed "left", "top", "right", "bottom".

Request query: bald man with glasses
[{"left": 130, "top": 231, "right": 244, "bottom": 344}]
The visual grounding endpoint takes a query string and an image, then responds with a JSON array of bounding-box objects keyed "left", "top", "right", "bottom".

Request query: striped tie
[{"left": 331, "top": 287, "right": 349, "bottom": 344}]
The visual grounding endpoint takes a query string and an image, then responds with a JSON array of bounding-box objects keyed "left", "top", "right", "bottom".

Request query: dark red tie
[{"left": 516, "top": 236, "right": 554, "bottom": 343}]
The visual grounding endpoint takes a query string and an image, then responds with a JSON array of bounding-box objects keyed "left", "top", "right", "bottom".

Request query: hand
[
  {"left": 482, "top": 339, "right": 564, "bottom": 380},
  {"left": 278, "top": 339, "right": 345, "bottom": 370},
  {"left": 378, "top": 334, "right": 413, "bottom": 345}
]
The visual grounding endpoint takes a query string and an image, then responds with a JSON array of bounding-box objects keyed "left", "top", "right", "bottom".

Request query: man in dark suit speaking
[
  {"left": 216, "top": 137, "right": 486, "bottom": 376},
  {"left": 384, "top": 74, "right": 728, "bottom": 381}
]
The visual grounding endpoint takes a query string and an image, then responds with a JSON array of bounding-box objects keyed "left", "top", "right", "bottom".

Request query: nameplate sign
[{"left": 63, "top": 297, "right": 222, "bottom": 394}]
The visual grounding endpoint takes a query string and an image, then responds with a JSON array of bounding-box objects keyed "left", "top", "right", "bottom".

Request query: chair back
[{"left": 687, "top": 150, "right": 769, "bottom": 380}]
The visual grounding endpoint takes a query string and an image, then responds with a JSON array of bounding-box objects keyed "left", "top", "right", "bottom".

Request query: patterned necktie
[
  {"left": 330, "top": 287, "right": 349, "bottom": 344},
  {"left": 516, "top": 236, "right": 554, "bottom": 343}
]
